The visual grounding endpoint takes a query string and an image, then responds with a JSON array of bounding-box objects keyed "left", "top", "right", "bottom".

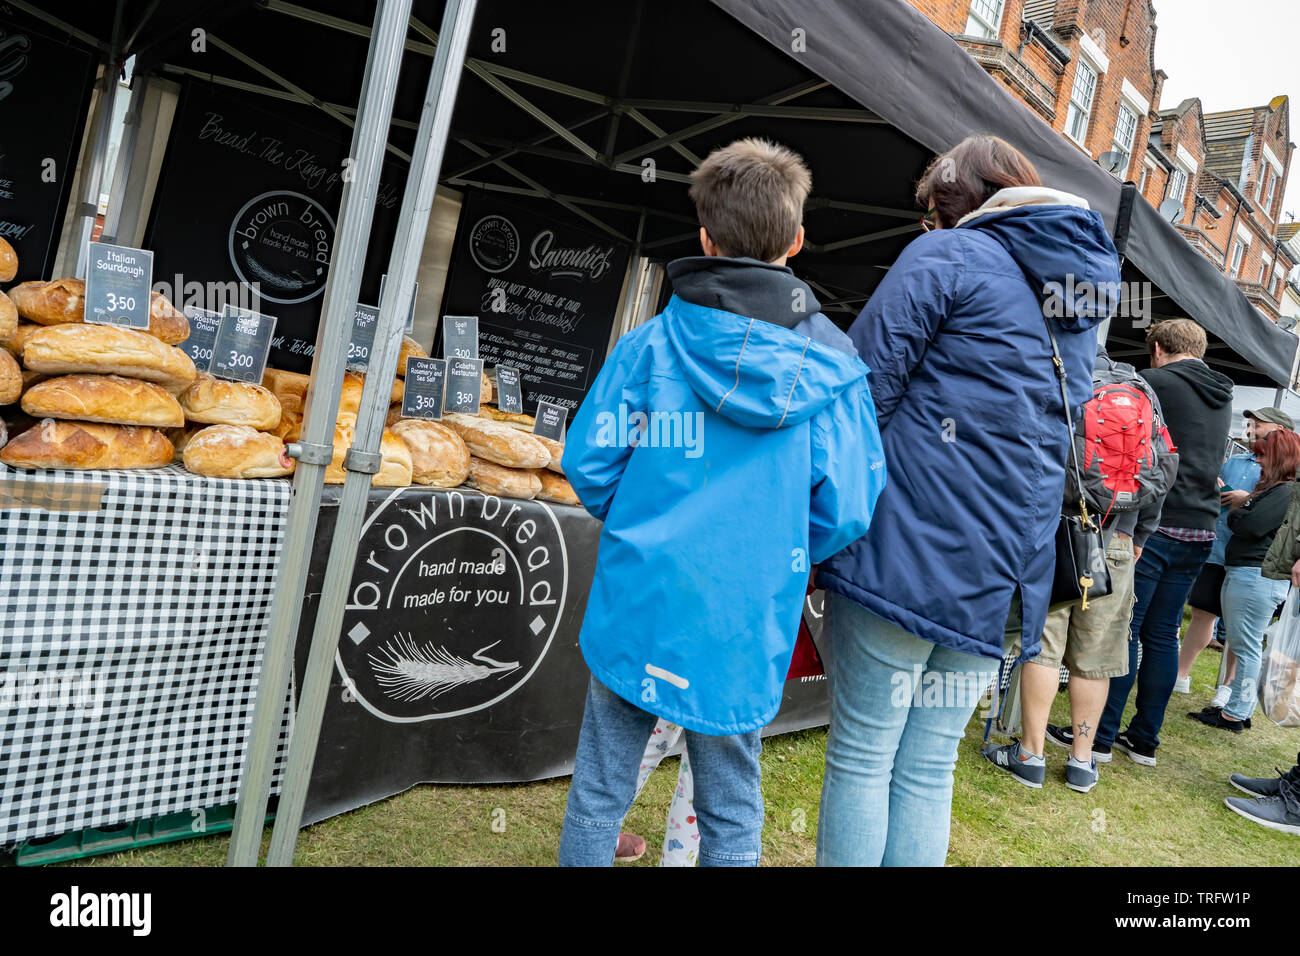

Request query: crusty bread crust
[
  {"left": 179, "top": 373, "right": 282, "bottom": 430},
  {"left": 22, "top": 373, "right": 185, "bottom": 427},
  {"left": 464, "top": 456, "right": 541, "bottom": 499},
  {"left": 0, "top": 419, "right": 173, "bottom": 469},
  {"left": 23, "top": 324, "right": 198, "bottom": 390},
  {"left": 182, "top": 424, "right": 294, "bottom": 478},
  {"left": 442, "top": 412, "right": 551, "bottom": 469},
  {"left": 391, "top": 419, "right": 469, "bottom": 488}
]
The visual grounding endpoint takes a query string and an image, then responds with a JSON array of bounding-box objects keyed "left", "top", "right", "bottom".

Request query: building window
[
  {"left": 1271, "top": 269, "right": 1283, "bottom": 296},
  {"left": 1263, "top": 168, "right": 1278, "bottom": 216},
  {"left": 1065, "top": 60, "right": 1098, "bottom": 145},
  {"left": 965, "top": 0, "right": 1006, "bottom": 40},
  {"left": 1259, "top": 262, "right": 1269, "bottom": 284},
  {"left": 1111, "top": 105, "right": 1139, "bottom": 178},
  {"left": 1229, "top": 240, "right": 1246, "bottom": 278},
  {"left": 1138, "top": 162, "right": 1151, "bottom": 193},
  {"left": 1167, "top": 165, "right": 1189, "bottom": 207}
]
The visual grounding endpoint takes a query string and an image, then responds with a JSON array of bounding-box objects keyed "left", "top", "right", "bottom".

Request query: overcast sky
[{"left": 1153, "top": 0, "right": 1300, "bottom": 223}]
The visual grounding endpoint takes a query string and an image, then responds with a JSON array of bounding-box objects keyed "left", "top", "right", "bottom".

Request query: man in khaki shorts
[{"left": 985, "top": 349, "right": 1173, "bottom": 793}]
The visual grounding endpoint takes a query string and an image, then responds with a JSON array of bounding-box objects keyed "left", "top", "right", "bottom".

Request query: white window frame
[
  {"left": 965, "top": 0, "right": 1006, "bottom": 40},
  {"left": 1167, "top": 164, "right": 1189, "bottom": 207},
  {"left": 1065, "top": 58, "right": 1099, "bottom": 147},
  {"left": 1263, "top": 167, "right": 1278, "bottom": 217},
  {"left": 1111, "top": 103, "right": 1140, "bottom": 178},
  {"left": 1271, "top": 267, "right": 1284, "bottom": 296},
  {"left": 1230, "top": 239, "right": 1246, "bottom": 278}
]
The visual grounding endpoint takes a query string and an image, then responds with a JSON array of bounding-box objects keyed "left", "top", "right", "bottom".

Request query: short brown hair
[
  {"left": 688, "top": 138, "right": 811, "bottom": 261},
  {"left": 915, "top": 135, "right": 1042, "bottom": 229},
  {"left": 1146, "top": 318, "right": 1208, "bottom": 360}
]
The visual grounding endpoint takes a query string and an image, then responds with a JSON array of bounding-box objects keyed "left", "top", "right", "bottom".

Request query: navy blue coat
[{"left": 818, "top": 197, "right": 1118, "bottom": 660}]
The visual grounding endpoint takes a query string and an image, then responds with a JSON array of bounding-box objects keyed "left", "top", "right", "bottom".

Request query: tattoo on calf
[{"left": 1075, "top": 721, "right": 1092, "bottom": 739}]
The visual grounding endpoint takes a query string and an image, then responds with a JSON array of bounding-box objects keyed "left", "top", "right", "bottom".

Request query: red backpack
[{"left": 1065, "top": 357, "right": 1179, "bottom": 517}]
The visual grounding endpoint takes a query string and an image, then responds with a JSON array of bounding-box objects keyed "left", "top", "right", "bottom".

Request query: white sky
[{"left": 1153, "top": 0, "right": 1300, "bottom": 223}]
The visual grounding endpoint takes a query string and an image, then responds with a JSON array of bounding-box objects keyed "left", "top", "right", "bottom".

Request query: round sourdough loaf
[
  {"left": 21, "top": 374, "right": 185, "bottom": 427},
  {"left": 442, "top": 411, "right": 551, "bottom": 468},
  {"left": 396, "top": 335, "right": 427, "bottom": 376},
  {"left": 534, "top": 434, "right": 565, "bottom": 473},
  {"left": 0, "top": 349, "right": 21, "bottom": 405},
  {"left": 0, "top": 419, "right": 173, "bottom": 469},
  {"left": 323, "top": 421, "right": 413, "bottom": 486},
  {"left": 391, "top": 419, "right": 469, "bottom": 488},
  {"left": 0, "top": 237, "right": 16, "bottom": 282},
  {"left": 535, "top": 469, "right": 579, "bottom": 505},
  {"left": 182, "top": 424, "right": 294, "bottom": 478},
  {"left": 23, "top": 324, "right": 198, "bottom": 390},
  {"left": 0, "top": 290, "right": 16, "bottom": 342},
  {"left": 465, "top": 456, "right": 541, "bottom": 499},
  {"left": 179, "top": 373, "right": 282, "bottom": 430}
]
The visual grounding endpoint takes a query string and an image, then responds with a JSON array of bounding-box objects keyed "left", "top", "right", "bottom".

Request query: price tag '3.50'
[{"left": 400, "top": 357, "right": 448, "bottom": 421}]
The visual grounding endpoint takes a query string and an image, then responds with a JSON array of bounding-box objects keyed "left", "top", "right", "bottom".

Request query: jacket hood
[
  {"left": 958, "top": 187, "right": 1122, "bottom": 332},
  {"left": 661, "top": 258, "right": 866, "bottom": 429},
  {"left": 1157, "top": 357, "right": 1235, "bottom": 408}
]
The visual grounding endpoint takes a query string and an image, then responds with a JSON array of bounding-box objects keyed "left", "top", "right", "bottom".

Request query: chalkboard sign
[
  {"left": 400, "top": 357, "right": 447, "bottom": 420},
  {"left": 84, "top": 242, "right": 152, "bottom": 329},
  {"left": 442, "top": 315, "right": 478, "bottom": 359},
  {"left": 445, "top": 357, "right": 484, "bottom": 414},
  {"left": 347, "top": 303, "right": 379, "bottom": 372},
  {"left": 495, "top": 365, "right": 524, "bottom": 414},
  {"left": 182, "top": 306, "right": 223, "bottom": 372},
  {"left": 212, "top": 305, "right": 277, "bottom": 383},
  {"left": 380, "top": 273, "right": 418, "bottom": 334},
  {"left": 534, "top": 401, "right": 568, "bottom": 441},
  {"left": 0, "top": 16, "right": 97, "bottom": 282},
  {"left": 437, "top": 192, "right": 630, "bottom": 417}
]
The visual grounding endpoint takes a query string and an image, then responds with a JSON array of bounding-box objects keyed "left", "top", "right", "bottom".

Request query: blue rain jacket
[
  {"left": 564, "top": 257, "right": 886, "bottom": 735},
  {"left": 818, "top": 193, "right": 1118, "bottom": 661}
]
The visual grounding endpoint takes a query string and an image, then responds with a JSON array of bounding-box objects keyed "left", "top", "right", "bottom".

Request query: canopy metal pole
[
  {"left": 71, "top": 2, "right": 124, "bottom": 279},
  {"left": 263, "top": 0, "right": 478, "bottom": 868},
  {"left": 226, "top": 0, "right": 415, "bottom": 867},
  {"left": 100, "top": 74, "right": 147, "bottom": 245}
]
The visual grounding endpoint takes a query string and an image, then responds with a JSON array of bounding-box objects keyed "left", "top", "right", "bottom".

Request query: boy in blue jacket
[{"left": 557, "top": 139, "right": 887, "bottom": 866}]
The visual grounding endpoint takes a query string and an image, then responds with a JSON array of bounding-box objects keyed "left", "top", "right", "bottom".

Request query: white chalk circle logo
[
  {"left": 467, "top": 214, "right": 520, "bottom": 274},
  {"left": 228, "top": 190, "right": 336, "bottom": 304},
  {"left": 338, "top": 488, "right": 568, "bottom": 722}
]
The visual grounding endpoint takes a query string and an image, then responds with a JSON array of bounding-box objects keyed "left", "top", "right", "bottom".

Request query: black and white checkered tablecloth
[{"left": 0, "top": 464, "right": 295, "bottom": 845}]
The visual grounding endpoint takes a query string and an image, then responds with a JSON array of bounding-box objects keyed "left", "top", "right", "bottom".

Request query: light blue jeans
[
  {"left": 558, "top": 677, "right": 763, "bottom": 866},
  {"left": 817, "top": 592, "right": 995, "bottom": 866},
  {"left": 1221, "top": 565, "right": 1290, "bottom": 721}
]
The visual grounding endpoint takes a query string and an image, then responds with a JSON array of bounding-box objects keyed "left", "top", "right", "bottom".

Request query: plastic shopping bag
[{"left": 1259, "top": 589, "right": 1300, "bottom": 727}]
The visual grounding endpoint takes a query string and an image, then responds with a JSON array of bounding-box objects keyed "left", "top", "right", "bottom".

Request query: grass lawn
[{"left": 43, "top": 647, "right": 1300, "bottom": 866}]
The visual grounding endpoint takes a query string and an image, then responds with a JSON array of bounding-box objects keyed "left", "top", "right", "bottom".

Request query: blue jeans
[
  {"left": 1098, "top": 532, "right": 1212, "bottom": 749},
  {"left": 1221, "top": 565, "right": 1289, "bottom": 721},
  {"left": 558, "top": 677, "right": 763, "bottom": 866},
  {"left": 816, "top": 593, "right": 995, "bottom": 866}
]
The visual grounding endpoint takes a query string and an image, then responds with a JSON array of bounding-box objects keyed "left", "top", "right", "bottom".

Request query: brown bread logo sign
[
  {"left": 467, "top": 214, "right": 520, "bottom": 274},
  {"left": 227, "top": 190, "right": 335, "bottom": 304},
  {"left": 338, "top": 489, "right": 569, "bottom": 722}
]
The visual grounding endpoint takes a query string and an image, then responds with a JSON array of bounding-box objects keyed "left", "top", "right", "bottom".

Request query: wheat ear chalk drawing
[{"left": 369, "top": 634, "right": 521, "bottom": 702}]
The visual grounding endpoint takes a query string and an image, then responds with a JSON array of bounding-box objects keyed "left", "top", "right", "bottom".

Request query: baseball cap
[{"left": 1245, "top": 407, "right": 1296, "bottom": 430}]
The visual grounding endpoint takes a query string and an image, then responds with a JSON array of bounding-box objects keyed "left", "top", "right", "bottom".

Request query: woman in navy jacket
[{"left": 815, "top": 136, "right": 1119, "bottom": 866}]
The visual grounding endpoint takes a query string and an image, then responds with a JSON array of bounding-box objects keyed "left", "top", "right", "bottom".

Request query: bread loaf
[
  {"left": 338, "top": 371, "right": 364, "bottom": 417},
  {"left": 7, "top": 279, "right": 189, "bottom": 344},
  {"left": 323, "top": 420, "right": 412, "bottom": 486},
  {"left": 535, "top": 469, "right": 579, "bottom": 505},
  {"left": 391, "top": 419, "right": 470, "bottom": 488},
  {"left": 166, "top": 423, "right": 205, "bottom": 459},
  {"left": 0, "top": 236, "right": 16, "bottom": 282},
  {"left": 324, "top": 420, "right": 352, "bottom": 484},
  {"left": 179, "top": 373, "right": 281, "bottom": 430},
  {"left": 20, "top": 368, "right": 47, "bottom": 390},
  {"left": 146, "top": 293, "right": 191, "bottom": 345},
  {"left": 397, "top": 335, "right": 427, "bottom": 376},
  {"left": 480, "top": 406, "right": 535, "bottom": 427},
  {"left": 273, "top": 410, "right": 303, "bottom": 444},
  {"left": 261, "top": 367, "right": 310, "bottom": 409},
  {"left": 481, "top": 370, "right": 494, "bottom": 405},
  {"left": 386, "top": 402, "right": 404, "bottom": 427},
  {"left": 465, "top": 456, "right": 541, "bottom": 499},
  {"left": 21, "top": 374, "right": 185, "bottom": 427},
  {"left": 0, "top": 419, "right": 173, "bottom": 469},
  {"left": 0, "top": 349, "right": 21, "bottom": 405},
  {"left": 182, "top": 424, "right": 294, "bottom": 478},
  {"left": 390, "top": 377, "right": 404, "bottom": 404},
  {"left": 535, "top": 434, "right": 565, "bottom": 474},
  {"left": 23, "top": 324, "right": 198, "bottom": 390},
  {"left": 0, "top": 289, "right": 16, "bottom": 342},
  {"left": 1, "top": 322, "right": 42, "bottom": 357},
  {"left": 442, "top": 412, "right": 551, "bottom": 468}
]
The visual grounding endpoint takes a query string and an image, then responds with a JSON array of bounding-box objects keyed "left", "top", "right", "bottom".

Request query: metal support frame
[
  {"left": 226, "top": 0, "right": 417, "bottom": 867},
  {"left": 100, "top": 74, "right": 148, "bottom": 245},
  {"left": 71, "top": 3, "right": 124, "bottom": 280},
  {"left": 262, "top": 0, "right": 478, "bottom": 868}
]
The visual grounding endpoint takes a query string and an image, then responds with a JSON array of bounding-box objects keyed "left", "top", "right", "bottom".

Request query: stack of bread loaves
[
  {"left": 0, "top": 256, "right": 198, "bottom": 471},
  {"left": 174, "top": 372, "right": 293, "bottom": 479},
  {"left": 440, "top": 411, "right": 577, "bottom": 504}
]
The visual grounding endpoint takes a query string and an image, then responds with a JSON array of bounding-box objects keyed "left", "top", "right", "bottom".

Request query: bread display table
[{"left": 0, "top": 466, "right": 830, "bottom": 845}]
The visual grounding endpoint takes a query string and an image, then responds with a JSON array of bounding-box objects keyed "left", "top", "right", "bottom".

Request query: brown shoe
[{"left": 614, "top": 832, "right": 646, "bottom": 863}]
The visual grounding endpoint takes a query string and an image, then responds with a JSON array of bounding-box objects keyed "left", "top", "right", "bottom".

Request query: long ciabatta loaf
[
  {"left": 7, "top": 280, "right": 190, "bottom": 344},
  {"left": 534, "top": 469, "right": 579, "bottom": 505},
  {"left": 179, "top": 373, "right": 282, "bottom": 430},
  {"left": 464, "top": 456, "right": 541, "bottom": 499},
  {"left": 0, "top": 419, "right": 174, "bottom": 469},
  {"left": 182, "top": 424, "right": 295, "bottom": 478},
  {"left": 0, "top": 349, "right": 21, "bottom": 405},
  {"left": 0, "top": 289, "right": 16, "bottom": 342},
  {"left": 442, "top": 411, "right": 551, "bottom": 469},
  {"left": 21, "top": 374, "right": 185, "bottom": 427},
  {"left": 23, "top": 324, "right": 198, "bottom": 390},
  {"left": 0, "top": 236, "right": 16, "bottom": 282},
  {"left": 391, "top": 419, "right": 469, "bottom": 488}
]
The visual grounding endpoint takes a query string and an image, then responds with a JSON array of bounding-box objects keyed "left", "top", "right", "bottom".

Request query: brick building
[{"left": 907, "top": 0, "right": 1297, "bottom": 322}]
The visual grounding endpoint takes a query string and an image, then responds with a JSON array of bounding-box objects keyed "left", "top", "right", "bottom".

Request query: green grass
[{"left": 40, "top": 648, "right": 1300, "bottom": 866}]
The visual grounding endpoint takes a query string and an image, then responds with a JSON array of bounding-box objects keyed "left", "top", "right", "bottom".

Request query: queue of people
[{"left": 556, "top": 133, "right": 1299, "bottom": 866}]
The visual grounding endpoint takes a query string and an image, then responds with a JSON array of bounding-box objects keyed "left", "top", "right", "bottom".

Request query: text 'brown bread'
[
  {"left": 21, "top": 374, "right": 185, "bottom": 427},
  {"left": 0, "top": 419, "right": 173, "bottom": 469}
]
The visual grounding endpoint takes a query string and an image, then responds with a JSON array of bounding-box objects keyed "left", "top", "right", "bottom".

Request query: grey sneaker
[
  {"left": 1230, "top": 756, "right": 1300, "bottom": 798},
  {"left": 1224, "top": 775, "right": 1300, "bottom": 835},
  {"left": 983, "top": 740, "right": 1045, "bottom": 789},
  {"left": 1045, "top": 723, "right": 1112, "bottom": 763},
  {"left": 1066, "top": 756, "right": 1099, "bottom": 793}
]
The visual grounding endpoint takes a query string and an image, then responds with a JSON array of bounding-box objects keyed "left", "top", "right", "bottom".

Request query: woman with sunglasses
[{"left": 815, "top": 135, "right": 1120, "bottom": 865}]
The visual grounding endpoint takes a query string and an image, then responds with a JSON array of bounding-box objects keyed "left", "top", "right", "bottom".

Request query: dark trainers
[
  {"left": 983, "top": 740, "right": 1045, "bottom": 789},
  {"left": 1224, "top": 776, "right": 1300, "bottom": 835},
  {"left": 1189, "top": 708, "right": 1244, "bottom": 734},
  {"left": 1193, "top": 705, "right": 1251, "bottom": 729},
  {"left": 1045, "top": 723, "right": 1112, "bottom": 763},
  {"left": 1230, "top": 757, "right": 1300, "bottom": 798},
  {"left": 1113, "top": 732, "right": 1157, "bottom": 766},
  {"left": 1065, "top": 756, "right": 1099, "bottom": 793}
]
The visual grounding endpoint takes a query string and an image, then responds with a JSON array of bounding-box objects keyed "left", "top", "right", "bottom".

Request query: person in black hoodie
[{"left": 1096, "top": 319, "right": 1234, "bottom": 766}]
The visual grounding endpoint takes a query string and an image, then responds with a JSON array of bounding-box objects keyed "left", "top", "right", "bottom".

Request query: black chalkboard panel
[
  {"left": 0, "top": 16, "right": 97, "bottom": 282},
  {"left": 144, "top": 80, "right": 407, "bottom": 374},
  {"left": 436, "top": 192, "right": 630, "bottom": 418}
]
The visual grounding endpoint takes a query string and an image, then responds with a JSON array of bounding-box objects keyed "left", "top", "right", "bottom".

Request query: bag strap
[{"left": 1040, "top": 310, "right": 1094, "bottom": 525}]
